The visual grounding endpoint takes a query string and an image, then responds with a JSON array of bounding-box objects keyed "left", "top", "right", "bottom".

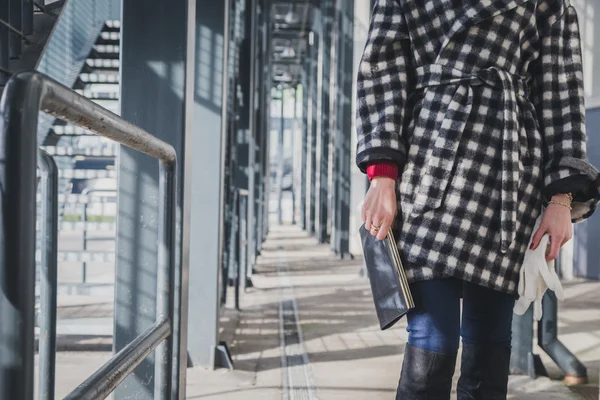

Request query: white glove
[{"left": 513, "top": 214, "right": 565, "bottom": 321}]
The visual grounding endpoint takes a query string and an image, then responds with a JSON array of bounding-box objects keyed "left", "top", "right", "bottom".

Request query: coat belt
[{"left": 413, "top": 64, "right": 527, "bottom": 253}]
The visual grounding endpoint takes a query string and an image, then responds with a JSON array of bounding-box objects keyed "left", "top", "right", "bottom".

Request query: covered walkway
[
  {"left": 2, "top": 0, "right": 600, "bottom": 398},
  {"left": 46, "top": 224, "right": 600, "bottom": 399}
]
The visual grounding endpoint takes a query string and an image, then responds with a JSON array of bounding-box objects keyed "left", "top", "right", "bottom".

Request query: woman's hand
[
  {"left": 530, "top": 194, "right": 573, "bottom": 262},
  {"left": 362, "top": 177, "right": 397, "bottom": 240}
]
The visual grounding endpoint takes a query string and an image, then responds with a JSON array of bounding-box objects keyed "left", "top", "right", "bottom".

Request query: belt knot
[{"left": 413, "top": 64, "right": 526, "bottom": 253}]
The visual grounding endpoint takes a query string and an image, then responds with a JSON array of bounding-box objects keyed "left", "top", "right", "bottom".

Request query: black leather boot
[
  {"left": 456, "top": 342, "right": 511, "bottom": 400},
  {"left": 396, "top": 343, "right": 457, "bottom": 400}
]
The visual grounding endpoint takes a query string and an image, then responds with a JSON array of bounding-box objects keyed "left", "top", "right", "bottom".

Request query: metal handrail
[
  {"left": 0, "top": 71, "right": 182, "bottom": 399},
  {"left": 65, "top": 317, "right": 171, "bottom": 400},
  {"left": 37, "top": 149, "right": 58, "bottom": 400}
]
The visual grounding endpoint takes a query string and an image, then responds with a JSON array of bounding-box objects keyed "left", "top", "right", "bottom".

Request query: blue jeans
[{"left": 407, "top": 278, "right": 515, "bottom": 355}]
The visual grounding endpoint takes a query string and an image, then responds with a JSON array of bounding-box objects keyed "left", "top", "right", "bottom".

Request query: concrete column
[
  {"left": 116, "top": 0, "right": 196, "bottom": 395},
  {"left": 315, "top": 0, "right": 333, "bottom": 243},
  {"left": 185, "top": 0, "right": 230, "bottom": 367},
  {"left": 567, "top": 0, "right": 600, "bottom": 280},
  {"left": 349, "top": 0, "right": 371, "bottom": 256},
  {"left": 277, "top": 91, "right": 285, "bottom": 225}
]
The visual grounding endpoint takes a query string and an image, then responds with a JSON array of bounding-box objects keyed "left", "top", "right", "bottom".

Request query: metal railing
[
  {"left": 510, "top": 254, "right": 588, "bottom": 383},
  {"left": 38, "top": 149, "right": 58, "bottom": 400},
  {"left": 0, "top": 71, "right": 183, "bottom": 399}
]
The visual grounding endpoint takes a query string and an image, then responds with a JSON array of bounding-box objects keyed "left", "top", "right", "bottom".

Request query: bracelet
[
  {"left": 566, "top": 192, "right": 573, "bottom": 202},
  {"left": 548, "top": 200, "right": 573, "bottom": 210}
]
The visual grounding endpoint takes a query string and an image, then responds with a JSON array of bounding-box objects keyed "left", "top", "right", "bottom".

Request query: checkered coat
[{"left": 356, "top": 0, "right": 600, "bottom": 295}]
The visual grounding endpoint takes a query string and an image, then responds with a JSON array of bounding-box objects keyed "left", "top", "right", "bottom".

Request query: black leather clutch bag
[{"left": 359, "top": 224, "right": 415, "bottom": 330}]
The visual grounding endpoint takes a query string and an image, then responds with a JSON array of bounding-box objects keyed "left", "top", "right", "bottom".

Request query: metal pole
[
  {"left": 277, "top": 89, "right": 285, "bottom": 225},
  {"left": 239, "top": 191, "right": 248, "bottom": 296},
  {"left": 329, "top": 0, "right": 340, "bottom": 254},
  {"left": 154, "top": 161, "right": 178, "bottom": 399},
  {"left": 316, "top": 0, "right": 333, "bottom": 244},
  {"left": 254, "top": 0, "right": 266, "bottom": 256},
  {"left": 234, "top": 193, "right": 243, "bottom": 311},
  {"left": 300, "top": 67, "right": 309, "bottom": 230},
  {"left": 0, "top": 0, "right": 9, "bottom": 84},
  {"left": 246, "top": 0, "right": 258, "bottom": 281},
  {"left": 0, "top": 72, "right": 40, "bottom": 400},
  {"left": 38, "top": 150, "right": 58, "bottom": 400},
  {"left": 306, "top": 31, "right": 317, "bottom": 234},
  {"left": 226, "top": 189, "right": 238, "bottom": 304},
  {"left": 340, "top": 0, "right": 354, "bottom": 258},
  {"left": 263, "top": 3, "right": 273, "bottom": 242},
  {"left": 22, "top": 0, "right": 33, "bottom": 35},
  {"left": 8, "top": 0, "right": 22, "bottom": 58},
  {"left": 168, "top": 159, "right": 183, "bottom": 398},
  {"left": 314, "top": 25, "right": 324, "bottom": 239},
  {"left": 81, "top": 201, "right": 88, "bottom": 283},
  {"left": 510, "top": 306, "right": 536, "bottom": 377},
  {"left": 291, "top": 86, "right": 297, "bottom": 225},
  {"left": 538, "top": 291, "right": 588, "bottom": 384}
]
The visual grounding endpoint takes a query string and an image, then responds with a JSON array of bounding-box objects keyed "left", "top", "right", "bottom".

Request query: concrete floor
[{"left": 49, "top": 224, "right": 599, "bottom": 399}]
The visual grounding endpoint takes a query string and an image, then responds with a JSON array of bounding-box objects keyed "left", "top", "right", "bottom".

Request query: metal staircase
[
  {"left": 40, "top": 19, "right": 120, "bottom": 234},
  {"left": 42, "top": 20, "right": 120, "bottom": 201},
  {"left": 2, "top": 0, "right": 121, "bottom": 218},
  {"left": 37, "top": 21, "right": 120, "bottom": 293},
  {"left": 0, "top": 0, "right": 65, "bottom": 88}
]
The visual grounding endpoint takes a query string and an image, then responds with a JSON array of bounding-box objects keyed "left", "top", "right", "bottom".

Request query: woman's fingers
[
  {"left": 370, "top": 215, "right": 383, "bottom": 237},
  {"left": 546, "top": 234, "right": 562, "bottom": 262},
  {"left": 561, "top": 227, "right": 573, "bottom": 247},
  {"left": 364, "top": 212, "right": 373, "bottom": 231},
  {"left": 362, "top": 177, "right": 397, "bottom": 239},
  {"left": 376, "top": 218, "right": 392, "bottom": 241},
  {"left": 530, "top": 226, "right": 547, "bottom": 250},
  {"left": 538, "top": 203, "right": 573, "bottom": 260}
]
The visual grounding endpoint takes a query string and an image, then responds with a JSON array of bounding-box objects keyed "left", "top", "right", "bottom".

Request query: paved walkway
[
  {"left": 49, "top": 224, "right": 599, "bottom": 399},
  {"left": 186, "top": 225, "right": 599, "bottom": 400}
]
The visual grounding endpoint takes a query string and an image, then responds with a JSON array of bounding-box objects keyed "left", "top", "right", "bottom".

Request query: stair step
[
  {"left": 86, "top": 59, "right": 119, "bottom": 69},
  {"left": 52, "top": 125, "right": 120, "bottom": 135},
  {"left": 90, "top": 48, "right": 119, "bottom": 60},
  {"left": 37, "top": 193, "right": 116, "bottom": 204},
  {"left": 79, "top": 73, "right": 119, "bottom": 84},
  {"left": 57, "top": 222, "right": 117, "bottom": 231},
  {"left": 35, "top": 251, "right": 116, "bottom": 263},
  {"left": 100, "top": 31, "right": 120, "bottom": 41},
  {"left": 106, "top": 20, "right": 121, "bottom": 29},
  {"left": 74, "top": 87, "right": 119, "bottom": 97},
  {"left": 93, "top": 44, "right": 120, "bottom": 55},
  {"left": 58, "top": 169, "right": 117, "bottom": 179},
  {"left": 36, "top": 221, "right": 117, "bottom": 231},
  {"left": 75, "top": 92, "right": 119, "bottom": 101},
  {"left": 41, "top": 146, "right": 117, "bottom": 157},
  {"left": 53, "top": 126, "right": 93, "bottom": 135}
]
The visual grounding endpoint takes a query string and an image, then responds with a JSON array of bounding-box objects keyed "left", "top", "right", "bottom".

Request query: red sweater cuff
[{"left": 366, "top": 162, "right": 398, "bottom": 181}]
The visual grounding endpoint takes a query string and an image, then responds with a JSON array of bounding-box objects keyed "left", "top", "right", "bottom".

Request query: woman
[{"left": 356, "top": 0, "right": 600, "bottom": 398}]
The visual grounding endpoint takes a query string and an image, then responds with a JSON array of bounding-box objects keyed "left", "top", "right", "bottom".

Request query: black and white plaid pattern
[{"left": 356, "top": 0, "right": 600, "bottom": 295}]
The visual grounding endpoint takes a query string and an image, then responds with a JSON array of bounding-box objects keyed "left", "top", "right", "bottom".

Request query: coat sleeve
[
  {"left": 529, "top": 0, "right": 600, "bottom": 222},
  {"left": 355, "top": 0, "right": 412, "bottom": 174}
]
